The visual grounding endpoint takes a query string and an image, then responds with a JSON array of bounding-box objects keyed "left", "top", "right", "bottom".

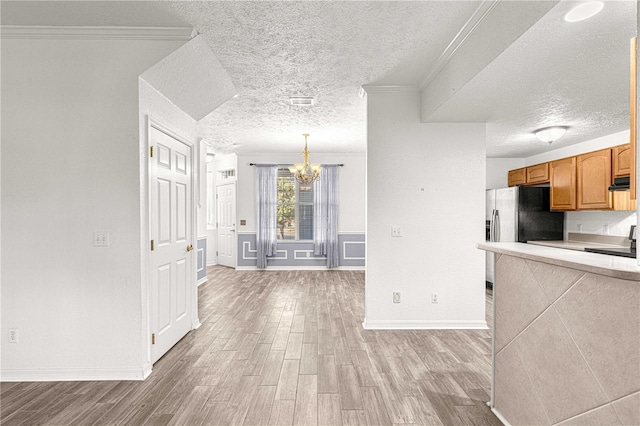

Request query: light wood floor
[{"left": 1, "top": 266, "right": 499, "bottom": 426}]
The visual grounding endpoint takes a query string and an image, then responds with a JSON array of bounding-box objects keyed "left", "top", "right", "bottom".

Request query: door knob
[{"left": 186, "top": 245, "right": 193, "bottom": 252}]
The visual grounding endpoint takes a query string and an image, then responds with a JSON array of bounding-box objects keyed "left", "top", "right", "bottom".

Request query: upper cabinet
[
  {"left": 577, "top": 149, "right": 612, "bottom": 210},
  {"left": 612, "top": 144, "right": 631, "bottom": 177},
  {"left": 550, "top": 157, "right": 577, "bottom": 211},
  {"left": 526, "top": 163, "right": 549, "bottom": 184},
  {"left": 508, "top": 163, "right": 550, "bottom": 187},
  {"left": 508, "top": 168, "right": 526, "bottom": 187}
]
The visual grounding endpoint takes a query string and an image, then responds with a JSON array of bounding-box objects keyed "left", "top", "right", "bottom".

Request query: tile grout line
[
  {"left": 513, "top": 342, "right": 553, "bottom": 426},
  {"left": 495, "top": 266, "right": 587, "bottom": 358},
  {"left": 551, "top": 304, "right": 618, "bottom": 422}
]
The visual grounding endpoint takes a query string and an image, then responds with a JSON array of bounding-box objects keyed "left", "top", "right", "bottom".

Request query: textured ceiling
[
  {"left": 2, "top": 1, "right": 637, "bottom": 158},
  {"left": 160, "top": 1, "right": 479, "bottom": 154},
  {"left": 425, "top": 0, "right": 637, "bottom": 158}
]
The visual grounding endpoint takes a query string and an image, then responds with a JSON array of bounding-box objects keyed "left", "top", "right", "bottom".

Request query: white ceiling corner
[
  {"left": 0, "top": 25, "right": 195, "bottom": 40},
  {"left": 141, "top": 35, "right": 237, "bottom": 122},
  {"left": 418, "top": 0, "right": 500, "bottom": 91}
]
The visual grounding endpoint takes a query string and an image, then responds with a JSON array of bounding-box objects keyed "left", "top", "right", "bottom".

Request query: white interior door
[
  {"left": 217, "top": 182, "right": 236, "bottom": 268},
  {"left": 150, "top": 126, "right": 193, "bottom": 363}
]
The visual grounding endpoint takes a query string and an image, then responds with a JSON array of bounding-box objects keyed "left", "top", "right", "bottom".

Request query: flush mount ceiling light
[
  {"left": 289, "top": 96, "right": 315, "bottom": 106},
  {"left": 564, "top": 1, "right": 604, "bottom": 22},
  {"left": 288, "top": 134, "right": 321, "bottom": 184},
  {"left": 534, "top": 126, "right": 569, "bottom": 144}
]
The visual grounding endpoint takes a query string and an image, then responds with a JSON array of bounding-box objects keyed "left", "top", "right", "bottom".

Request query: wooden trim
[{"left": 631, "top": 37, "right": 637, "bottom": 200}]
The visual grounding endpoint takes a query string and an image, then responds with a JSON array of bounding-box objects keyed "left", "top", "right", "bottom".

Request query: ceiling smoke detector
[{"left": 289, "top": 96, "right": 315, "bottom": 106}]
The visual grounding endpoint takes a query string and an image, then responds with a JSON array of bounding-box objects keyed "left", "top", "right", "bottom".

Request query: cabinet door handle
[{"left": 187, "top": 245, "right": 194, "bottom": 252}]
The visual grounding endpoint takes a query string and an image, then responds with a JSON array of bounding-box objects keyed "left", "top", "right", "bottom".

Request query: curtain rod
[{"left": 249, "top": 163, "right": 344, "bottom": 166}]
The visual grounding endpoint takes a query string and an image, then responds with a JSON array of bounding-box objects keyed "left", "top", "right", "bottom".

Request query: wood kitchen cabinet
[
  {"left": 577, "top": 149, "right": 612, "bottom": 210},
  {"left": 526, "top": 162, "right": 549, "bottom": 184},
  {"left": 508, "top": 168, "right": 526, "bottom": 187},
  {"left": 612, "top": 144, "right": 632, "bottom": 177},
  {"left": 550, "top": 157, "right": 576, "bottom": 210}
]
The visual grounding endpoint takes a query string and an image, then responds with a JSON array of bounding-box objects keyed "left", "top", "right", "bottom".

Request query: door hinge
[
  {"left": 151, "top": 333, "right": 155, "bottom": 344},
  {"left": 150, "top": 146, "right": 154, "bottom": 158},
  {"left": 151, "top": 240, "right": 155, "bottom": 251}
]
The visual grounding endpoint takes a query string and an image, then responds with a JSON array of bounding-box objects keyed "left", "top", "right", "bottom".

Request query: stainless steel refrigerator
[{"left": 485, "top": 186, "right": 564, "bottom": 283}]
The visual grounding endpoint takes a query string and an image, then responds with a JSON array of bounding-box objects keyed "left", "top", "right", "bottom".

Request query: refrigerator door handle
[
  {"left": 494, "top": 210, "right": 500, "bottom": 242},
  {"left": 490, "top": 209, "right": 496, "bottom": 242}
]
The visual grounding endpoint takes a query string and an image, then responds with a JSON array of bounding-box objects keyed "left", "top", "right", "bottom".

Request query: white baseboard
[
  {"left": 490, "top": 408, "right": 511, "bottom": 426},
  {"left": 0, "top": 366, "right": 149, "bottom": 382},
  {"left": 362, "top": 319, "right": 488, "bottom": 330},
  {"left": 235, "top": 266, "right": 365, "bottom": 271},
  {"left": 206, "top": 261, "right": 217, "bottom": 266},
  {"left": 142, "top": 363, "right": 153, "bottom": 380},
  {"left": 197, "top": 277, "right": 208, "bottom": 286},
  {"left": 192, "top": 319, "right": 202, "bottom": 330}
]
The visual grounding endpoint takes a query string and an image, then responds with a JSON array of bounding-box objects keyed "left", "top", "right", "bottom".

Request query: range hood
[{"left": 608, "top": 176, "right": 630, "bottom": 191}]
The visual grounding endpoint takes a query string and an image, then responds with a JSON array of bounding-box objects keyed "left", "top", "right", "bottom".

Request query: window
[{"left": 277, "top": 167, "right": 314, "bottom": 240}]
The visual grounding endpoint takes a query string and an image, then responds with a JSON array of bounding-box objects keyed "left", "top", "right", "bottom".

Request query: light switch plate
[{"left": 93, "top": 232, "right": 110, "bottom": 247}]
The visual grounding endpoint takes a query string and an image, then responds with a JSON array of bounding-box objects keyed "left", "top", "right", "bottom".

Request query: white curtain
[
  {"left": 314, "top": 165, "right": 339, "bottom": 268},
  {"left": 256, "top": 165, "right": 278, "bottom": 269}
]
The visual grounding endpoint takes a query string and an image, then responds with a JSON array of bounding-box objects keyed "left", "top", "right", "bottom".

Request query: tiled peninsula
[{"left": 478, "top": 242, "right": 640, "bottom": 426}]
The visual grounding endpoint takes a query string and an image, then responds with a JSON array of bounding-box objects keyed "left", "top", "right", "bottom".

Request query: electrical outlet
[
  {"left": 391, "top": 226, "right": 403, "bottom": 237},
  {"left": 431, "top": 293, "right": 439, "bottom": 304},
  {"left": 8, "top": 328, "right": 18, "bottom": 343},
  {"left": 603, "top": 224, "right": 609, "bottom": 235},
  {"left": 393, "top": 292, "right": 401, "bottom": 303}
]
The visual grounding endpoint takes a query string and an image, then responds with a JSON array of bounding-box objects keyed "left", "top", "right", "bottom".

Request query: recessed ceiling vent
[{"left": 289, "top": 96, "right": 315, "bottom": 106}]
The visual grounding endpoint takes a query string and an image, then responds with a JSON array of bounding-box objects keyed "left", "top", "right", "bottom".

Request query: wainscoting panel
[{"left": 237, "top": 233, "right": 365, "bottom": 269}]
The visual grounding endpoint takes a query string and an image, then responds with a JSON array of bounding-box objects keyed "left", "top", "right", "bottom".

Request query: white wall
[
  {"left": 235, "top": 153, "right": 366, "bottom": 235},
  {"left": 486, "top": 157, "right": 525, "bottom": 189},
  {"left": 197, "top": 140, "right": 208, "bottom": 238},
  {"left": 1, "top": 36, "right": 185, "bottom": 380},
  {"left": 365, "top": 89, "right": 486, "bottom": 329},
  {"left": 565, "top": 211, "right": 636, "bottom": 238},
  {"left": 524, "top": 130, "right": 630, "bottom": 166}
]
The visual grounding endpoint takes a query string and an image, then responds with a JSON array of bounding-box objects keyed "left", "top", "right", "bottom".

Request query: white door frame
[{"left": 142, "top": 117, "right": 200, "bottom": 375}]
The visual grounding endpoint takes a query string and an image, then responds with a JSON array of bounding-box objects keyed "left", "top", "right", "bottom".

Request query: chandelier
[{"left": 288, "top": 133, "right": 321, "bottom": 184}]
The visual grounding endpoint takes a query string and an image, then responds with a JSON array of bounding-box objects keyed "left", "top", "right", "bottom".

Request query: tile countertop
[{"left": 477, "top": 242, "right": 640, "bottom": 281}]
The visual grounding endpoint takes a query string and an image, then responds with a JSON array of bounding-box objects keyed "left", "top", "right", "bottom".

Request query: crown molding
[
  {"left": 0, "top": 25, "right": 196, "bottom": 40},
  {"left": 360, "top": 85, "right": 420, "bottom": 94},
  {"left": 418, "top": 0, "right": 500, "bottom": 91}
]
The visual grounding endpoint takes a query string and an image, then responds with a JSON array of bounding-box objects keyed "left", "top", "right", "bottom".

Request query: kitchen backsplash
[{"left": 565, "top": 210, "right": 637, "bottom": 239}]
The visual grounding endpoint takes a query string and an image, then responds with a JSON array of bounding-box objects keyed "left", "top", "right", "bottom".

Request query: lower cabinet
[{"left": 550, "top": 157, "right": 577, "bottom": 211}]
